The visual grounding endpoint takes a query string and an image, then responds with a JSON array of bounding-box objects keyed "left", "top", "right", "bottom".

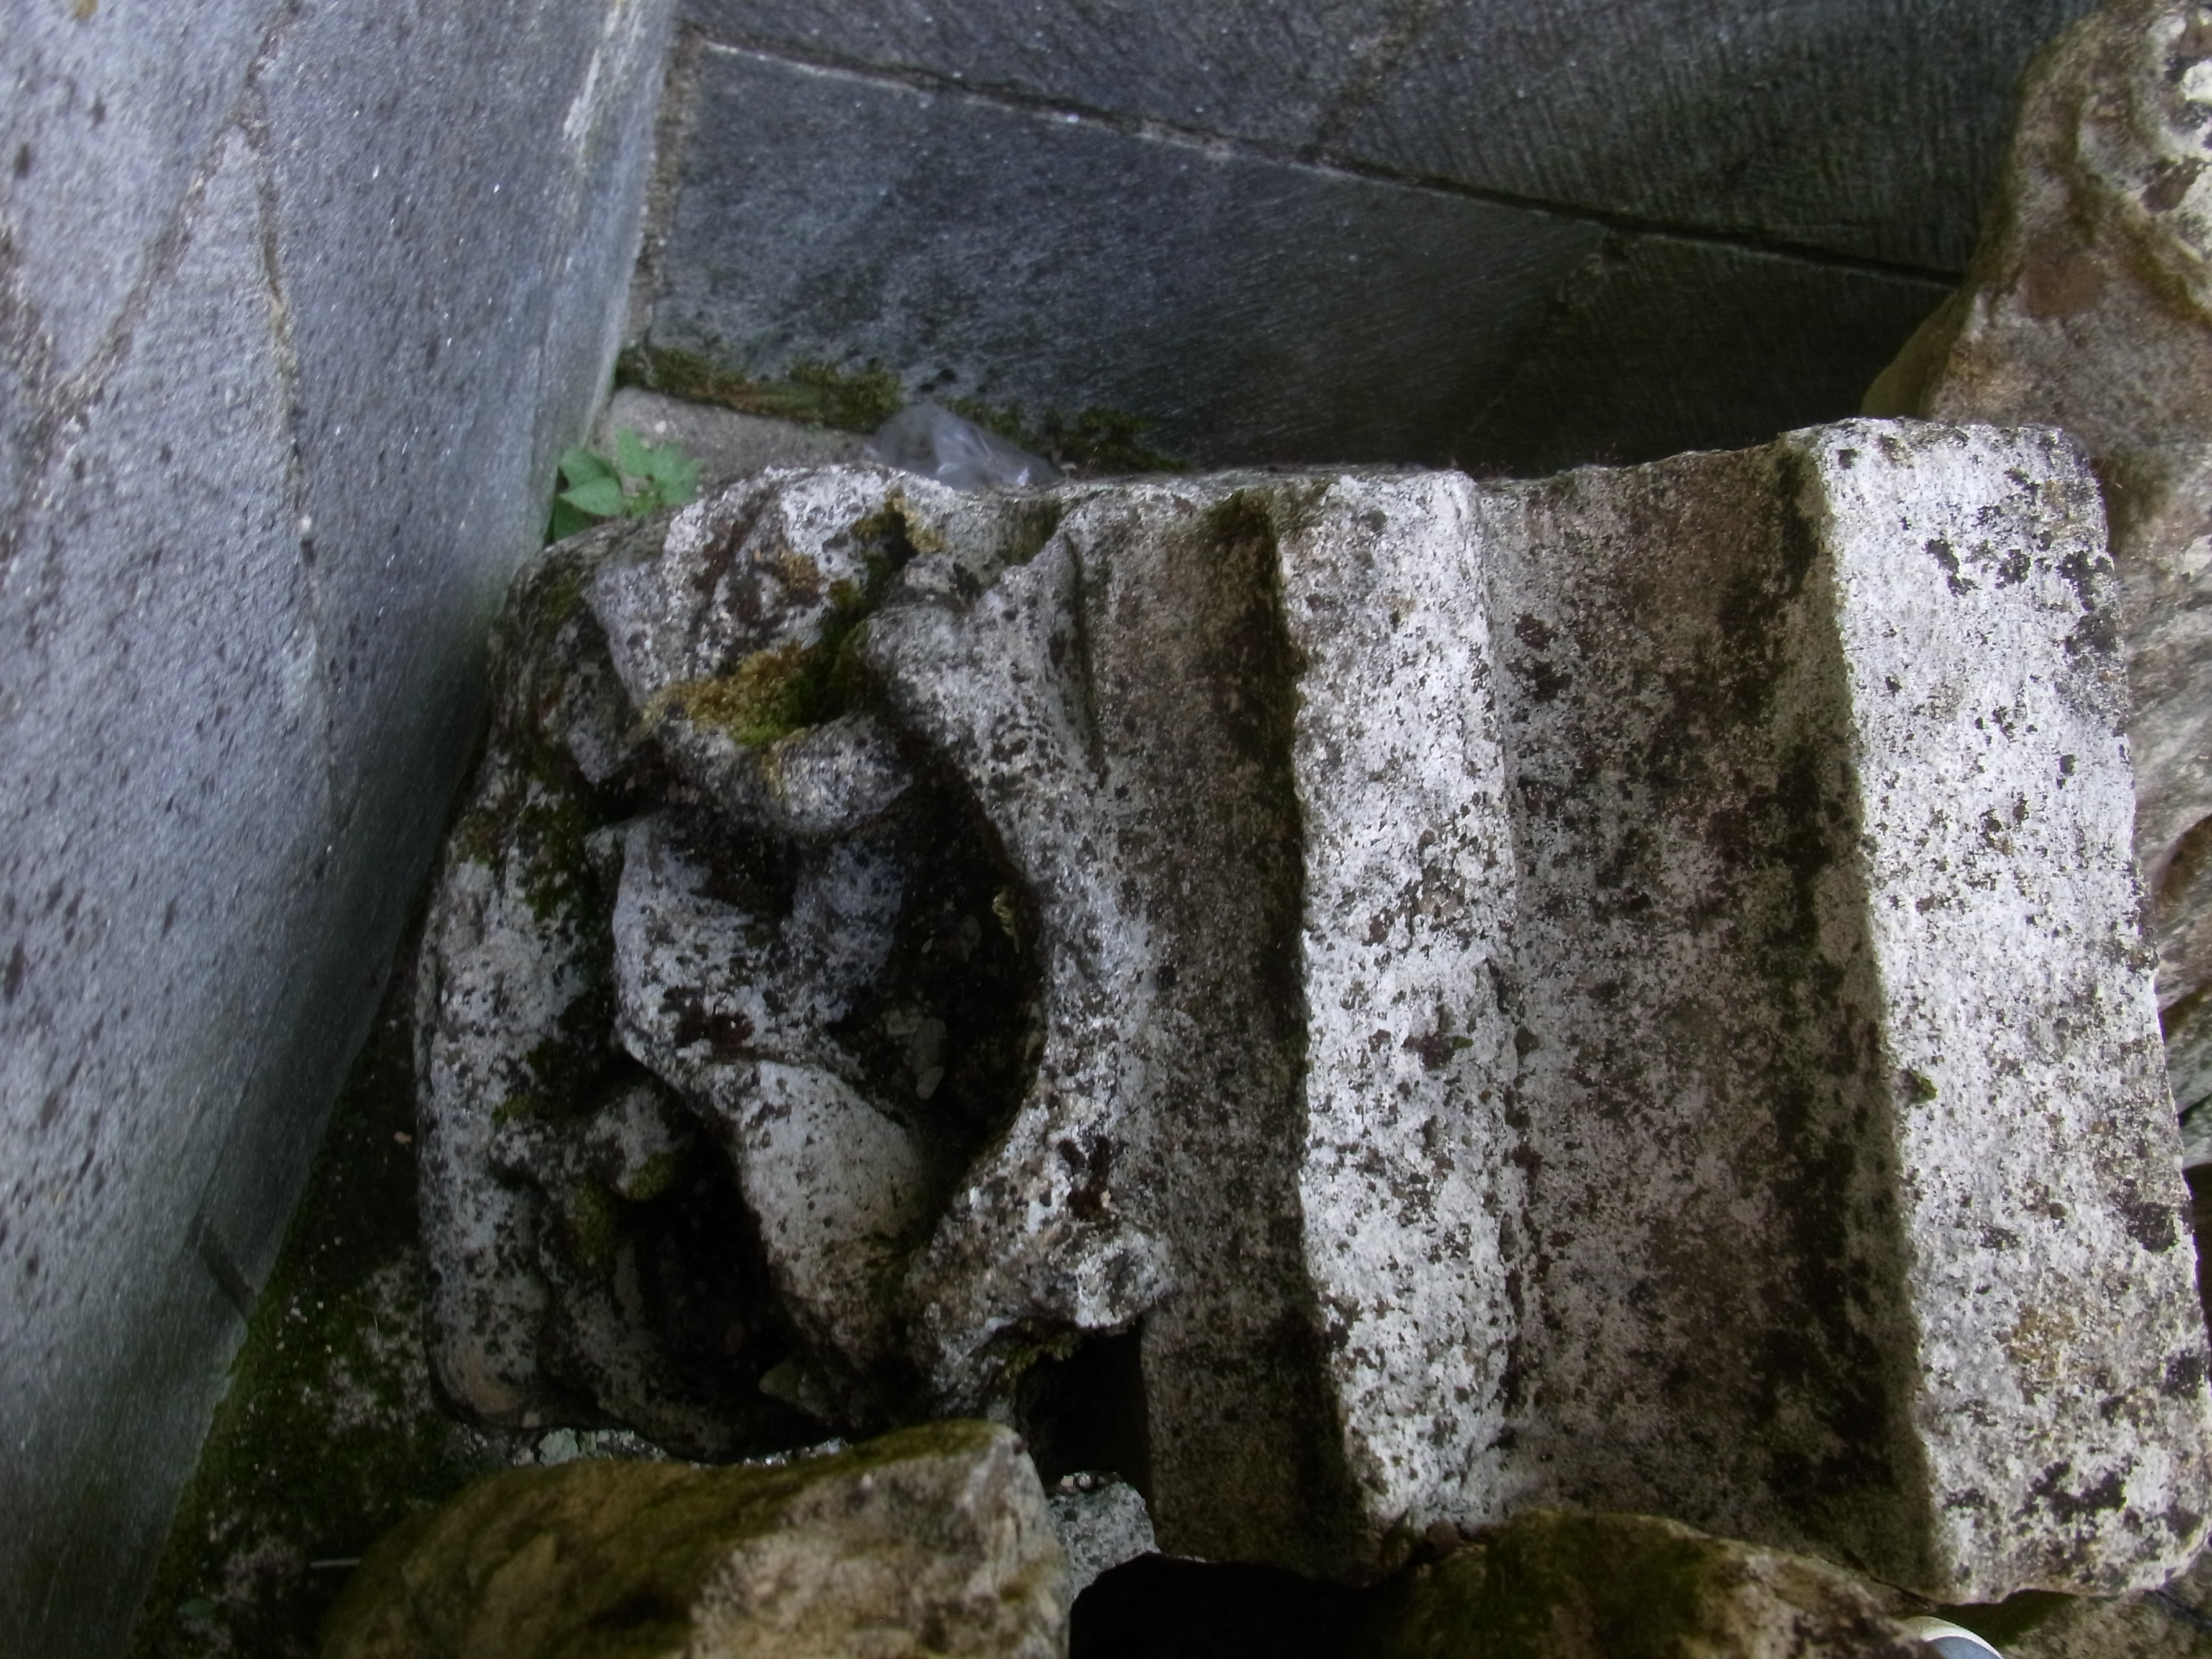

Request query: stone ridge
[
  {"left": 1865, "top": 0, "right": 2212, "bottom": 1169},
  {"left": 415, "top": 424, "right": 2209, "bottom": 1601},
  {"left": 1475, "top": 420, "right": 2206, "bottom": 1599}
]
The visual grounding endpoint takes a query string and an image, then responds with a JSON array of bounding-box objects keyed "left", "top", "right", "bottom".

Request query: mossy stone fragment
[
  {"left": 317, "top": 1420, "right": 1066, "bottom": 1659},
  {"left": 1358, "top": 1511, "right": 1923, "bottom": 1659}
]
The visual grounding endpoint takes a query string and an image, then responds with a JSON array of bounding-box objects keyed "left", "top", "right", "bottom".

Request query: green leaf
[
  {"left": 559, "top": 477, "right": 627, "bottom": 518},
  {"left": 645, "top": 447, "right": 701, "bottom": 507},
  {"left": 547, "top": 497, "right": 596, "bottom": 542},
  {"left": 557, "top": 446, "right": 616, "bottom": 488},
  {"left": 613, "top": 428, "right": 652, "bottom": 483}
]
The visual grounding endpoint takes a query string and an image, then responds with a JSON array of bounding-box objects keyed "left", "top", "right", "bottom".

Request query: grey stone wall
[
  {"left": 627, "top": 0, "right": 2098, "bottom": 471},
  {"left": 0, "top": 1, "right": 673, "bottom": 1654}
]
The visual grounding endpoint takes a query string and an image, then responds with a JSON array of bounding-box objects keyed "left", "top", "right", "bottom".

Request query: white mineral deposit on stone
[{"left": 417, "top": 422, "right": 2212, "bottom": 1603}]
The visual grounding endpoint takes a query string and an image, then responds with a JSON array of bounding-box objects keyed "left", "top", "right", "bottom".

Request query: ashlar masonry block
[
  {"left": 1473, "top": 422, "right": 2207, "bottom": 1599},
  {"left": 416, "top": 421, "right": 2209, "bottom": 1602}
]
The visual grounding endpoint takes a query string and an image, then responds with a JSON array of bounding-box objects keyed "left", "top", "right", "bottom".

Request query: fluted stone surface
[
  {"left": 417, "top": 422, "right": 2208, "bottom": 1599},
  {"left": 1475, "top": 421, "right": 2204, "bottom": 1600}
]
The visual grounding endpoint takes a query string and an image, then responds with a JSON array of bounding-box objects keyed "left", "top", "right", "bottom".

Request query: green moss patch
[
  {"left": 124, "top": 958, "right": 518, "bottom": 1659},
  {"left": 615, "top": 342, "right": 1184, "bottom": 474},
  {"left": 654, "top": 506, "right": 920, "bottom": 752},
  {"left": 667, "top": 642, "right": 816, "bottom": 749},
  {"left": 616, "top": 345, "right": 903, "bottom": 432}
]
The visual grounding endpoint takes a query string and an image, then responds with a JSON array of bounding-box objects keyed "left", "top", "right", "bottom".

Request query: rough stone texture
[
  {"left": 316, "top": 1421, "right": 1068, "bottom": 1659},
  {"left": 415, "top": 472, "right": 1052, "bottom": 1447},
  {"left": 2003, "top": 1541, "right": 2212, "bottom": 1653},
  {"left": 419, "top": 424, "right": 2208, "bottom": 1600},
  {"left": 642, "top": 45, "right": 1605, "bottom": 468},
  {"left": 1864, "top": 0, "right": 2212, "bottom": 1157},
  {"left": 1048, "top": 1474, "right": 1156, "bottom": 1599},
  {"left": 415, "top": 525, "right": 818, "bottom": 1458},
  {"left": 1478, "top": 421, "right": 2207, "bottom": 1600},
  {"left": 0, "top": 3, "right": 674, "bottom": 1651},
  {"left": 1456, "top": 237, "right": 1966, "bottom": 481},
  {"left": 1357, "top": 1509, "right": 1926, "bottom": 1659}
]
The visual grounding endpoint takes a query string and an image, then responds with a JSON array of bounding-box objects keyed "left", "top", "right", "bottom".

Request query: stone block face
[
  {"left": 1337, "top": 0, "right": 2088, "bottom": 271},
  {"left": 647, "top": 45, "right": 1603, "bottom": 469},
  {"left": 632, "top": 2, "right": 2065, "bottom": 474},
  {"left": 1865, "top": 0, "right": 2212, "bottom": 1164},
  {"left": 418, "top": 422, "right": 2209, "bottom": 1599},
  {"left": 1454, "top": 236, "right": 1952, "bottom": 480},
  {"left": 0, "top": 0, "right": 283, "bottom": 383},
  {"left": 633, "top": 42, "right": 1954, "bottom": 474},
  {"left": 1, "top": 125, "right": 335, "bottom": 1649},
  {"left": 0, "top": 2, "right": 675, "bottom": 1651},
  {"left": 684, "top": 0, "right": 1384, "bottom": 154},
  {"left": 689, "top": 0, "right": 2086, "bottom": 269},
  {"left": 1477, "top": 421, "right": 2206, "bottom": 1598}
]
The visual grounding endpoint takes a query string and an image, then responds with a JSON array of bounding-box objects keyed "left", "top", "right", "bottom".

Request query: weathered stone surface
[
  {"left": 610, "top": 812, "right": 938, "bottom": 1388},
  {"left": 1865, "top": 0, "right": 2212, "bottom": 1153},
  {"left": 419, "top": 424, "right": 2206, "bottom": 1599},
  {"left": 1048, "top": 1473, "right": 1156, "bottom": 1599},
  {"left": 2002, "top": 1538, "right": 2212, "bottom": 1653},
  {"left": 641, "top": 44, "right": 1600, "bottom": 469},
  {"left": 414, "top": 524, "right": 814, "bottom": 1459},
  {"left": 857, "top": 467, "right": 1526, "bottom": 1572},
  {"left": 317, "top": 1420, "right": 1068, "bottom": 1659},
  {"left": 1, "top": 0, "right": 673, "bottom": 1647},
  {"left": 1477, "top": 422, "right": 2207, "bottom": 1599},
  {"left": 1457, "top": 237, "right": 1952, "bottom": 481},
  {"left": 415, "top": 469, "right": 1050, "bottom": 1446},
  {"left": 1357, "top": 1509, "right": 1926, "bottom": 1659}
]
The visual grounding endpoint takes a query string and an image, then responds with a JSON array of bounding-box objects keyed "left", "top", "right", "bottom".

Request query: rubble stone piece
[
  {"left": 1864, "top": 0, "right": 2212, "bottom": 1148},
  {"left": 1356, "top": 1509, "right": 1925, "bottom": 1659},
  {"left": 1047, "top": 1473, "right": 1157, "bottom": 1598},
  {"left": 418, "top": 429, "right": 2209, "bottom": 1599},
  {"left": 2001, "top": 1537, "right": 2212, "bottom": 1655},
  {"left": 316, "top": 1420, "right": 1068, "bottom": 1659},
  {"left": 413, "top": 522, "right": 826, "bottom": 1458}
]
